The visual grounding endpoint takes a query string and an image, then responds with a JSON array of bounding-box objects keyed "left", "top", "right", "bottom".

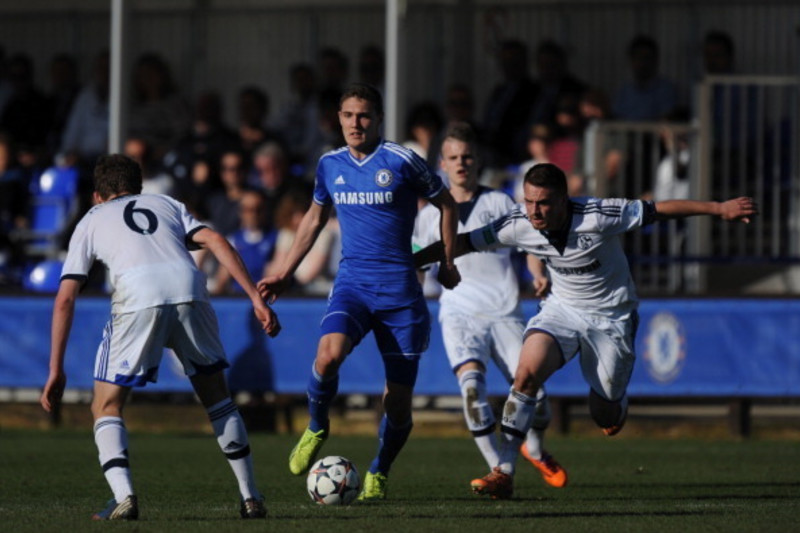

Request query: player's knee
[
  {"left": 512, "top": 367, "right": 542, "bottom": 397},
  {"left": 588, "top": 389, "right": 624, "bottom": 428}
]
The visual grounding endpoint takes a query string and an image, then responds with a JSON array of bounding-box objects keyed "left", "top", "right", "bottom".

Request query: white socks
[
  {"left": 94, "top": 416, "right": 134, "bottom": 502},
  {"left": 207, "top": 398, "right": 259, "bottom": 500}
]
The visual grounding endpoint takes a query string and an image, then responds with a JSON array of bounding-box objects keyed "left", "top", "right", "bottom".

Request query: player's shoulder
[
  {"left": 571, "top": 196, "right": 626, "bottom": 216},
  {"left": 380, "top": 140, "right": 428, "bottom": 168},
  {"left": 319, "top": 145, "right": 350, "bottom": 163}
]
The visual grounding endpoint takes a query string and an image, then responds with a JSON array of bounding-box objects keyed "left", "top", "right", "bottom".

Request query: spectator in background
[
  {"left": 577, "top": 87, "right": 623, "bottom": 193},
  {"left": 358, "top": 45, "right": 385, "bottom": 97},
  {"left": 46, "top": 54, "right": 80, "bottom": 157},
  {"left": 61, "top": 51, "right": 109, "bottom": 166},
  {"left": 402, "top": 101, "right": 444, "bottom": 162},
  {"left": 0, "top": 134, "right": 26, "bottom": 272},
  {"left": 318, "top": 47, "right": 349, "bottom": 96},
  {"left": 428, "top": 84, "right": 487, "bottom": 170},
  {"left": 128, "top": 53, "right": 191, "bottom": 161},
  {"left": 265, "top": 188, "right": 338, "bottom": 296},
  {"left": 214, "top": 188, "right": 278, "bottom": 295},
  {"left": 613, "top": 35, "right": 679, "bottom": 121},
  {"left": 483, "top": 39, "right": 537, "bottom": 168},
  {"left": 249, "top": 141, "right": 309, "bottom": 230},
  {"left": 124, "top": 137, "right": 175, "bottom": 197},
  {"left": 205, "top": 149, "right": 251, "bottom": 237},
  {"left": 272, "top": 63, "right": 320, "bottom": 175},
  {"left": 236, "top": 85, "right": 285, "bottom": 160},
  {"left": 526, "top": 40, "right": 587, "bottom": 130},
  {"left": 512, "top": 123, "right": 553, "bottom": 202},
  {"left": 163, "top": 90, "right": 238, "bottom": 188},
  {"left": 548, "top": 95, "right": 585, "bottom": 192},
  {"left": 0, "top": 53, "right": 52, "bottom": 153}
]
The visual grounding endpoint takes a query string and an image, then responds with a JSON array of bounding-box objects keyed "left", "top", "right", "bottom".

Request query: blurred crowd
[{"left": 0, "top": 31, "right": 739, "bottom": 294}]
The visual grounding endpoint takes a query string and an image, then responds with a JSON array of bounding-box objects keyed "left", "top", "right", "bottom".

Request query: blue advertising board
[{"left": 1, "top": 297, "right": 799, "bottom": 397}]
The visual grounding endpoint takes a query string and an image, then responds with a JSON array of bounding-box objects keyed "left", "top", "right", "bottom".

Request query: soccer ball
[{"left": 306, "top": 455, "right": 361, "bottom": 505}]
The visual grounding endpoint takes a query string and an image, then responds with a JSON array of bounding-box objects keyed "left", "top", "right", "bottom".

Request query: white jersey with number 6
[{"left": 61, "top": 194, "right": 209, "bottom": 314}]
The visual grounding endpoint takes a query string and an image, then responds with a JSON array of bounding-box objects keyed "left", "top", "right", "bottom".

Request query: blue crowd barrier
[{"left": 1, "top": 297, "right": 799, "bottom": 398}]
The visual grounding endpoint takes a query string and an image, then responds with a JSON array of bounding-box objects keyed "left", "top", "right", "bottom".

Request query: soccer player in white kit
[
  {"left": 413, "top": 123, "right": 567, "bottom": 488},
  {"left": 40, "top": 154, "right": 281, "bottom": 519},
  {"left": 416, "top": 163, "right": 757, "bottom": 499}
]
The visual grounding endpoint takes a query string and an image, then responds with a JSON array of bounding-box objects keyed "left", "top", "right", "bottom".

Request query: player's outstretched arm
[
  {"left": 192, "top": 227, "right": 281, "bottom": 337},
  {"left": 654, "top": 197, "right": 758, "bottom": 223},
  {"left": 427, "top": 189, "right": 461, "bottom": 289},
  {"left": 41, "top": 279, "right": 80, "bottom": 412},
  {"left": 257, "top": 202, "right": 331, "bottom": 303},
  {"left": 413, "top": 233, "right": 473, "bottom": 270}
]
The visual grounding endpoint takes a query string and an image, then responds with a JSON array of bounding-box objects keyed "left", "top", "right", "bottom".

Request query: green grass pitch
[{"left": 1, "top": 429, "right": 799, "bottom": 532}]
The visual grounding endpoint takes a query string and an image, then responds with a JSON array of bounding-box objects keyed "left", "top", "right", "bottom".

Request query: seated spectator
[
  {"left": 613, "top": 35, "right": 679, "bottom": 121},
  {"left": 0, "top": 135, "right": 26, "bottom": 274},
  {"left": 60, "top": 51, "right": 109, "bottom": 166},
  {"left": 511, "top": 123, "right": 553, "bottom": 202},
  {"left": 205, "top": 149, "right": 251, "bottom": 237},
  {"left": 265, "top": 188, "right": 339, "bottom": 295},
  {"left": 213, "top": 188, "right": 278, "bottom": 295},
  {"left": 124, "top": 137, "right": 175, "bottom": 196},
  {"left": 358, "top": 44, "right": 385, "bottom": 97},
  {"left": 128, "top": 52, "right": 191, "bottom": 161},
  {"left": 163, "top": 90, "right": 238, "bottom": 184},
  {"left": 248, "top": 141, "right": 310, "bottom": 231}
]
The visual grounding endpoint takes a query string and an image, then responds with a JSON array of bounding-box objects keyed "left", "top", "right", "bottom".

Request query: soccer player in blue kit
[{"left": 258, "top": 83, "right": 461, "bottom": 500}]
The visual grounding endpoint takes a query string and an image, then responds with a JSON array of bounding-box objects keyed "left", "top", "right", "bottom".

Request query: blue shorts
[{"left": 320, "top": 280, "right": 430, "bottom": 385}]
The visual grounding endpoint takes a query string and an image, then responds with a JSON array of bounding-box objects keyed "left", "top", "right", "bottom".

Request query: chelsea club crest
[
  {"left": 375, "top": 169, "right": 393, "bottom": 187},
  {"left": 644, "top": 312, "right": 686, "bottom": 383}
]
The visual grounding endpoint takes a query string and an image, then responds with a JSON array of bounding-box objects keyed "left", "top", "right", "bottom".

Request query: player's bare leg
[
  {"left": 290, "top": 333, "right": 352, "bottom": 475},
  {"left": 91, "top": 381, "right": 137, "bottom": 520}
]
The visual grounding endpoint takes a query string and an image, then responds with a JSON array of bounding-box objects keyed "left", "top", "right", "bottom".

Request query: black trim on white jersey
[
  {"left": 185, "top": 225, "right": 209, "bottom": 250},
  {"left": 457, "top": 186, "right": 489, "bottom": 225},
  {"left": 60, "top": 273, "right": 88, "bottom": 288}
]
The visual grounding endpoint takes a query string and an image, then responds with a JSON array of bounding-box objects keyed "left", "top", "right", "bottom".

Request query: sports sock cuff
[
  {"left": 94, "top": 416, "right": 125, "bottom": 434},
  {"left": 206, "top": 398, "right": 237, "bottom": 422},
  {"left": 510, "top": 388, "right": 538, "bottom": 405},
  {"left": 458, "top": 369, "right": 485, "bottom": 387},
  {"left": 312, "top": 363, "right": 338, "bottom": 383}
]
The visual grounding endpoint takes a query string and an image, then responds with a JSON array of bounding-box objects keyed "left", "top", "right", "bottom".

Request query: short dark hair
[
  {"left": 94, "top": 154, "right": 142, "bottom": 199},
  {"left": 443, "top": 121, "right": 476, "bottom": 146},
  {"left": 524, "top": 163, "right": 568, "bottom": 197},
  {"left": 339, "top": 82, "right": 383, "bottom": 116}
]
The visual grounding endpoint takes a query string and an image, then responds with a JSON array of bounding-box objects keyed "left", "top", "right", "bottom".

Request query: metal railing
[{"left": 586, "top": 76, "right": 800, "bottom": 294}]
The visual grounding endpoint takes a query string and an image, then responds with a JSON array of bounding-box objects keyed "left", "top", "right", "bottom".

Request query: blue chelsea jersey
[{"left": 314, "top": 140, "right": 444, "bottom": 282}]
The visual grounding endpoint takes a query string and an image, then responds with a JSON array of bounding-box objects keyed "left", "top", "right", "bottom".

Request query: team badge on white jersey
[{"left": 375, "top": 169, "right": 393, "bottom": 187}]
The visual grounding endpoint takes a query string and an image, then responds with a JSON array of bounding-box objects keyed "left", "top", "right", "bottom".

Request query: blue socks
[
  {"left": 368, "top": 415, "right": 413, "bottom": 475},
  {"left": 307, "top": 365, "right": 339, "bottom": 433}
]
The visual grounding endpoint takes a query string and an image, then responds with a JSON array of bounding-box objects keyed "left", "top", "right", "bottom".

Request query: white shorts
[
  {"left": 94, "top": 301, "right": 228, "bottom": 387},
  {"left": 524, "top": 298, "right": 638, "bottom": 401},
  {"left": 440, "top": 312, "right": 524, "bottom": 382}
]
